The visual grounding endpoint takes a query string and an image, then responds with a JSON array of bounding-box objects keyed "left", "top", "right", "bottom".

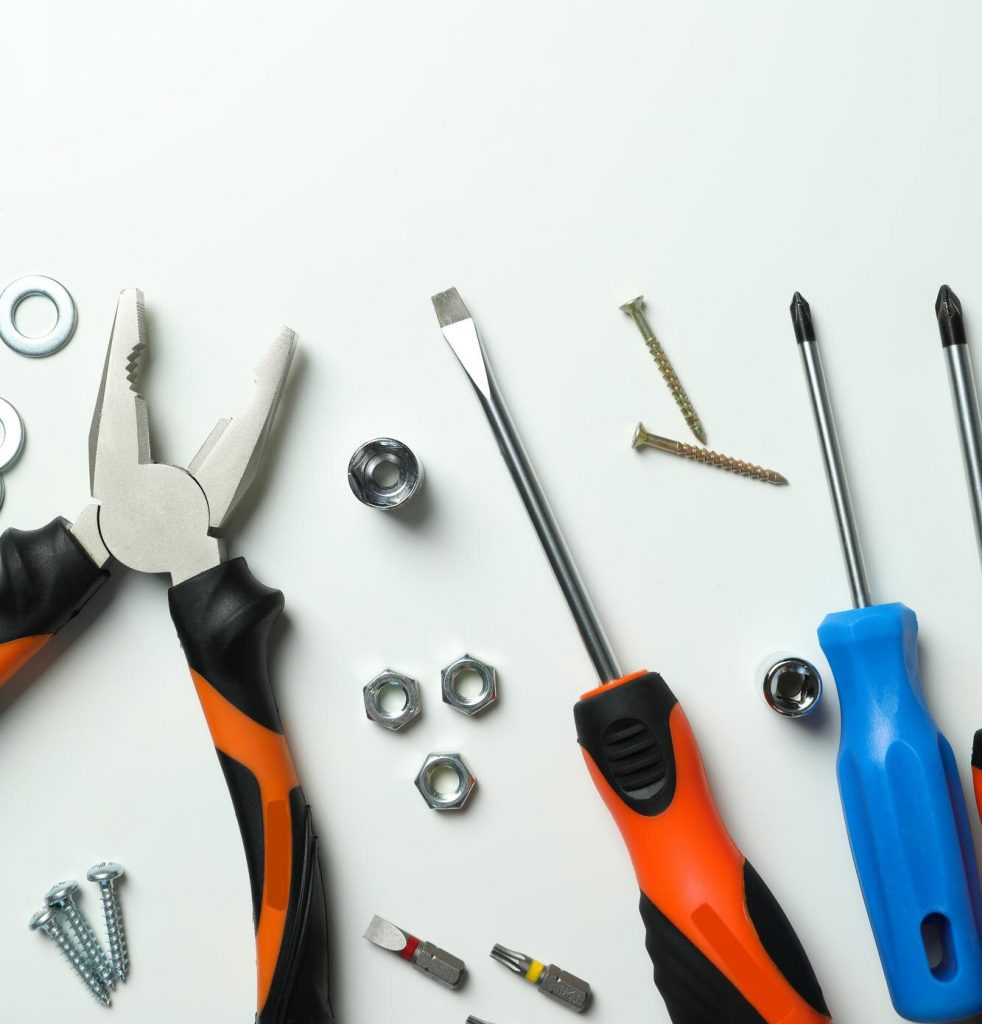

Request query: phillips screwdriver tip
[
  {"left": 790, "top": 292, "right": 815, "bottom": 343},
  {"left": 936, "top": 284, "right": 967, "bottom": 347}
]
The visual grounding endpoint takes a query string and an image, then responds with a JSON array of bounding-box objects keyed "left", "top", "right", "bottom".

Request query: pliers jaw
[{"left": 85, "top": 289, "right": 296, "bottom": 584}]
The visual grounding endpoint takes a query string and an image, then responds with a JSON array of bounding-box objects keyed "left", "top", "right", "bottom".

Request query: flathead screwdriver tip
[
  {"left": 936, "top": 284, "right": 967, "bottom": 347},
  {"left": 790, "top": 292, "right": 815, "bottom": 343}
]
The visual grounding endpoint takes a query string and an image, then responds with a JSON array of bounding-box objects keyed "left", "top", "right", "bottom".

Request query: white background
[{"left": 1, "top": 1, "right": 981, "bottom": 1021}]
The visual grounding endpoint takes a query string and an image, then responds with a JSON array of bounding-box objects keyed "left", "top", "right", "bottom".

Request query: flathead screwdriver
[
  {"left": 433, "top": 287, "right": 830, "bottom": 1024},
  {"left": 794, "top": 291, "right": 982, "bottom": 1022}
]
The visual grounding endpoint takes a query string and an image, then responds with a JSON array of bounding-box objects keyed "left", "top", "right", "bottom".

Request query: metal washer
[
  {"left": 0, "top": 397, "right": 25, "bottom": 472},
  {"left": 0, "top": 275, "right": 77, "bottom": 358}
]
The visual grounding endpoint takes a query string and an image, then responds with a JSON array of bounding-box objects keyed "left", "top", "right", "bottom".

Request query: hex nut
[
  {"left": 363, "top": 670, "right": 422, "bottom": 731},
  {"left": 441, "top": 654, "right": 497, "bottom": 717},
  {"left": 415, "top": 752, "right": 477, "bottom": 811}
]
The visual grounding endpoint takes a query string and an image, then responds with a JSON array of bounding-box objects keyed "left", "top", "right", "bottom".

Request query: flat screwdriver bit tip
[
  {"left": 936, "top": 284, "right": 967, "bottom": 347},
  {"left": 790, "top": 291, "right": 815, "bottom": 343},
  {"left": 432, "top": 287, "right": 471, "bottom": 327}
]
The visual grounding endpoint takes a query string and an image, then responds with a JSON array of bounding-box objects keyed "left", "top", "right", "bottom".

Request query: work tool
[
  {"left": 935, "top": 286, "right": 982, "bottom": 565},
  {"left": 0, "top": 290, "right": 332, "bottom": 1022},
  {"left": 347, "top": 436, "right": 423, "bottom": 510},
  {"left": 793, "top": 291, "right": 982, "bottom": 1021},
  {"left": 433, "top": 287, "right": 829, "bottom": 1024},
  {"left": 363, "top": 915, "right": 466, "bottom": 988},
  {"left": 620, "top": 296, "right": 707, "bottom": 443},
  {"left": 758, "top": 654, "right": 823, "bottom": 718},
  {"left": 414, "top": 752, "right": 477, "bottom": 811},
  {"left": 490, "top": 943, "right": 591, "bottom": 1012},
  {"left": 465, "top": 1017, "right": 494, "bottom": 1024},
  {"left": 30, "top": 906, "right": 112, "bottom": 1007},
  {"left": 933, "top": 289, "right": 982, "bottom": 829},
  {"left": 46, "top": 880, "right": 115, "bottom": 991},
  {"left": 0, "top": 274, "right": 77, "bottom": 357},
  {"left": 632, "top": 422, "right": 788, "bottom": 485}
]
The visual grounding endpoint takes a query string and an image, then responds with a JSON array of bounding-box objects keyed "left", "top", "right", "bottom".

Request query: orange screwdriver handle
[
  {"left": 169, "top": 558, "right": 332, "bottom": 1024},
  {"left": 0, "top": 518, "right": 109, "bottom": 688},
  {"left": 574, "top": 672, "right": 830, "bottom": 1024}
]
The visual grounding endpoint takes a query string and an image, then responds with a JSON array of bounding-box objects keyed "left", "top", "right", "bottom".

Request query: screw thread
[
  {"left": 49, "top": 923, "right": 111, "bottom": 1006},
  {"left": 99, "top": 884, "right": 129, "bottom": 983},
  {"left": 644, "top": 337, "right": 706, "bottom": 443},
  {"left": 63, "top": 902, "right": 115, "bottom": 990},
  {"left": 673, "top": 440, "right": 786, "bottom": 484}
]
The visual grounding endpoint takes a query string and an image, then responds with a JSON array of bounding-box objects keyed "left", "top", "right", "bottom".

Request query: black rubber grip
[
  {"left": 0, "top": 517, "right": 108, "bottom": 644},
  {"left": 170, "top": 559, "right": 333, "bottom": 1024}
]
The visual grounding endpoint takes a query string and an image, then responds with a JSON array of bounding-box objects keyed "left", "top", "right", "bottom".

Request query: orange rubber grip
[
  {"left": 574, "top": 671, "right": 829, "bottom": 1024},
  {"left": 972, "top": 731, "right": 982, "bottom": 824}
]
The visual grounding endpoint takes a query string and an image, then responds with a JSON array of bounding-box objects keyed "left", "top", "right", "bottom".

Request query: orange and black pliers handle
[
  {"left": 575, "top": 672, "right": 830, "bottom": 1024},
  {"left": 169, "top": 558, "right": 332, "bottom": 1024},
  {"left": 0, "top": 518, "right": 109, "bottom": 687}
]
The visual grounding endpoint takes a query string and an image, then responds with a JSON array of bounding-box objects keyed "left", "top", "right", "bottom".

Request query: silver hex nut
[
  {"left": 415, "top": 752, "right": 477, "bottom": 811},
  {"left": 441, "top": 654, "right": 497, "bottom": 717},
  {"left": 363, "top": 669, "right": 422, "bottom": 731}
]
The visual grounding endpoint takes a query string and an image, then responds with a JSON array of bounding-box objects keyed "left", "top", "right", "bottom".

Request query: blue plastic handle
[{"left": 820, "top": 602, "right": 982, "bottom": 1022}]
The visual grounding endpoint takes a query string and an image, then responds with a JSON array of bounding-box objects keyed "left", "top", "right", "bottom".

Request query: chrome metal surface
[
  {"left": 0, "top": 275, "right": 77, "bottom": 357},
  {"left": 441, "top": 654, "right": 498, "bottom": 716},
  {"left": 945, "top": 343, "right": 982, "bottom": 561},
  {"left": 364, "top": 915, "right": 467, "bottom": 989},
  {"left": 491, "top": 943, "right": 591, "bottom": 1012},
  {"left": 799, "top": 339, "right": 871, "bottom": 609},
  {"left": 46, "top": 880, "right": 115, "bottom": 990},
  {"left": 88, "top": 289, "right": 294, "bottom": 584},
  {"left": 70, "top": 504, "right": 112, "bottom": 568},
  {"left": 432, "top": 288, "right": 622, "bottom": 684},
  {"left": 760, "top": 654, "right": 823, "bottom": 718},
  {"left": 0, "top": 396, "right": 25, "bottom": 471},
  {"left": 29, "top": 906, "right": 111, "bottom": 1006},
  {"left": 414, "top": 751, "right": 476, "bottom": 811},
  {"left": 347, "top": 437, "right": 423, "bottom": 510},
  {"left": 87, "top": 862, "right": 128, "bottom": 983},
  {"left": 363, "top": 669, "right": 422, "bottom": 731}
]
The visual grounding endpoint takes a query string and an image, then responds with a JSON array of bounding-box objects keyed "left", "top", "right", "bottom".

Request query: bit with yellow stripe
[{"left": 490, "top": 943, "right": 591, "bottom": 1012}]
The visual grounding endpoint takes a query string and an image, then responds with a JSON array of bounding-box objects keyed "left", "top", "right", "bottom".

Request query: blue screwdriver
[{"left": 792, "top": 292, "right": 982, "bottom": 1023}]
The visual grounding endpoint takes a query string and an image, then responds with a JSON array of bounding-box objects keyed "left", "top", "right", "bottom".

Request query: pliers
[{"left": 0, "top": 289, "right": 332, "bottom": 1023}]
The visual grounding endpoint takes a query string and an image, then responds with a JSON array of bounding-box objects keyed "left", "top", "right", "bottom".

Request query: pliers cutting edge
[{"left": 0, "top": 289, "right": 332, "bottom": 1023}]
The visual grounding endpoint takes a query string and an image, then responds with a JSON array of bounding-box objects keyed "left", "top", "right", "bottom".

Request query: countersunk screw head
[{"left": 618, "top": 294, "right": 645, "bottom": 316}]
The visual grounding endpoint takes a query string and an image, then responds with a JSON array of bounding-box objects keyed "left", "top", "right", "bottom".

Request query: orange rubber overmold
[
  {"left": 580, "top": 672, "right": 830, "bottom": 1024},
  {"left": 192, "top": 670, "right": 299, "bottom": 1015},
  {"left": 0, "top": 635, "right": 53, "bottom": 687}
]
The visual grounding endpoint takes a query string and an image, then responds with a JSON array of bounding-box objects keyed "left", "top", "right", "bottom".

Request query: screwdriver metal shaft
[
  {"left": 935, "top": 285, "right": 982, "bottom": 563},
  {"left": 792, "top": 292, "right": 871, "bottom": 608},
  {"left": 432, "top": 288, "right": 621, "bottom": 683}
]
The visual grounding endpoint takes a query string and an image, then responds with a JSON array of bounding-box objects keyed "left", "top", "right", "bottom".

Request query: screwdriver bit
[
  {"left": 364, "top": 915, "right": 466, "bottom": 989},
  {"left": 490, "top": 943, "right": 591, "bottom": 1012}
]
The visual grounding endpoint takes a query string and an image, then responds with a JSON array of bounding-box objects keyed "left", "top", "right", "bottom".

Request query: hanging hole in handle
[{"left": 921, "top": 912, "right": 956, "bottom": 980}]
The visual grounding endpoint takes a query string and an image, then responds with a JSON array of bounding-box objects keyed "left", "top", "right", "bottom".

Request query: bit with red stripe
[{"left": 363, "top": 915, "right": 466, "bottom": 989}]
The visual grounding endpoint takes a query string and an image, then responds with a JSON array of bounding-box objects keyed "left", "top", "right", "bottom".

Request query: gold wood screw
[
  {"left": 620, "top": 295, "right": 707, "bottom": 444},
  {"left": 632, "top": 423, "right": 788, "bottom": 486}
]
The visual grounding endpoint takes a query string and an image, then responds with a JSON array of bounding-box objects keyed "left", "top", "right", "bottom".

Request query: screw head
[
  {"left": 87, "top": 862, "right": 124, "bottom": 884},
  {"left": 45, "top": 880, "right": 80, "bottom": 906},
  {"left": 618, "top": 295, "right": 645, "bottom": 315},
  {"left": 29, "top": 906, "right": 58, "bottom": 931}
]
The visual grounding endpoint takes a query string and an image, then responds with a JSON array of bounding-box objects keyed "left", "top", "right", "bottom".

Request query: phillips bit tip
[
  {"left": 790, "top": 291, "right": 815, "bottom": 344},
  {"left": 936, "top": 284, "right": 968, "bottom": 347}
]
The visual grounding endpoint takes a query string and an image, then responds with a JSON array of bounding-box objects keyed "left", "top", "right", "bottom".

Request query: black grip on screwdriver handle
[
  {"left": 0, "top": 517, "right": 109, "bottom": 686},
  {"left": 574, "top": 672, "right": 830, "bottom": 1024},
  {"left": 169, "top": 558, "right": 332, "bottom": 1024}
]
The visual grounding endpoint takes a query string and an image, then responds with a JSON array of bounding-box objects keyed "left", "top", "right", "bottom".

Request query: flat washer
[
  {"left": 0, "top": 397, "right": 25, "bottom": 472},
  {"left": 0, "top": 275, "right": 77, "bottom": 358}
]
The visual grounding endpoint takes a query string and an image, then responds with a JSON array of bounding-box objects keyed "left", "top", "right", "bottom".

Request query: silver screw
[
  {"left": 87, "top": 862, "right": 129, "bottom": 983},
  {"left": 46, "top": 880, "right": 116, "bottom": 991},
  {"left": 29, "top": 906, "right": 111, "bottom": 1007}
]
